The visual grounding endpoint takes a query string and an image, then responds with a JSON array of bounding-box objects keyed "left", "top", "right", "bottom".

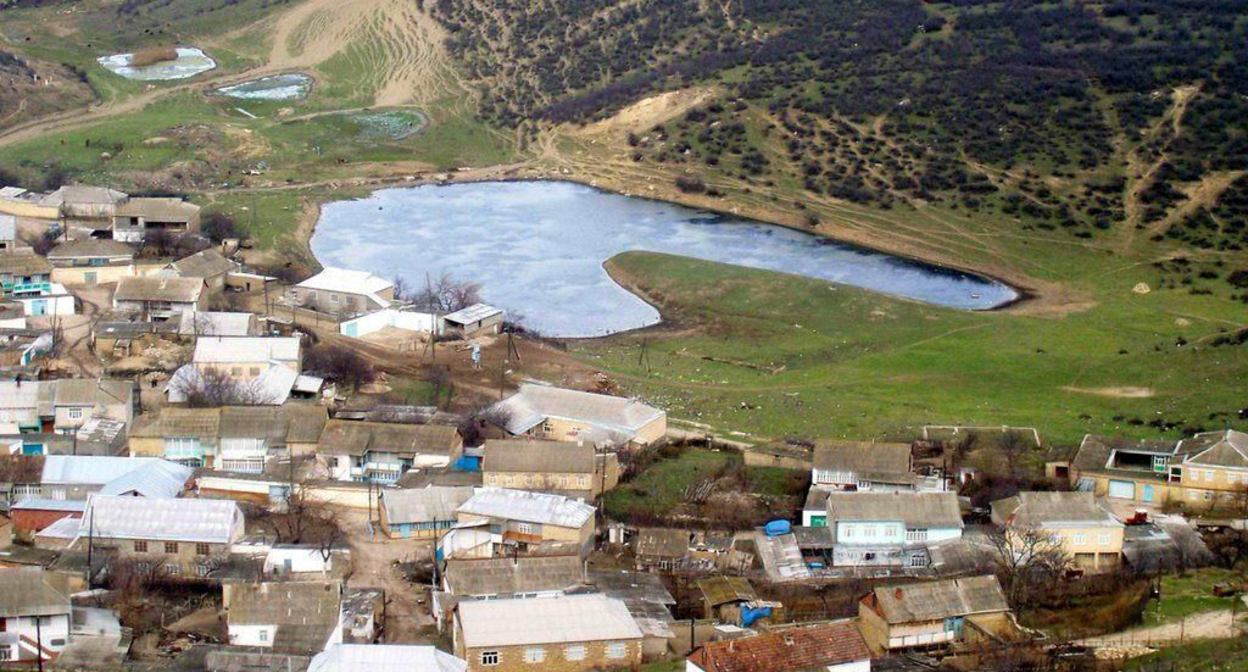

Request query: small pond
[
  {"left": 214, "top": 73, "right": 312, "bottom": 101},
  {"left": 312, "top": 181, "right": 1019, "bottom": 337},
  {"left": 97, "top": 47, "right": 216, "bottom": 81}
]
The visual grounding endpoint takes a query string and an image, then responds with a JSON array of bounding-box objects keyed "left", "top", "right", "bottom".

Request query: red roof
[{"left": 687, "top": 621, "right": 871, "bottom": 672}]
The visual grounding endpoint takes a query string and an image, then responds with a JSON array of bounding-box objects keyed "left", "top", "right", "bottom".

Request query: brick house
[{"left": 74, "top": 495, "right": 245, "bottom": 577}]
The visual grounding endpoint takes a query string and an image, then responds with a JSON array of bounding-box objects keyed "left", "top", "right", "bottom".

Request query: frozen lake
[
  {"left": 97, "top": 47, "right": 216, "bottom": 81},
  {"left": 311, "top": 181, "right": 1018, "bottom": 337},
  {"left": 214, "top": 73, "right": 312, "bottom": 100}
]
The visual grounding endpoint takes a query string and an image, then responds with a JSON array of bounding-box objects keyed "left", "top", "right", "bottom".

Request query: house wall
[
  {"left": 54, "top": 399, "right": 131, "bottom": 431},
  {"left": 228, "top": 623, "right": 275, "bottom": 648},
  {"left": 1041, "top": 525, "right": 1124, "bottom": 572},
  {"left": 80, "top": 536, "right": 233, "bottom": 575},
  {"left": 0, "top": 613, "right": 71, "bottom": 661},
  {"left": 52, "top": 264, "right": 134, "bottom": 286},
  {"left": 10, "top": 509, "right": 80, "bottom": 538},
  {"left": 462, "top": 638, "right": 642, "bottom": 672},
  {"left": 483, "top": 470, "right": 595, "bottom": 492},
  {"left": 742, "top": 450, "right": 811, "bottom": 471},
  {"left": 1177, "top": 465, "right": 1248, "bottom": 495},
  {"left": 292, "top": 287, "right": 384, "bottom": 316}
]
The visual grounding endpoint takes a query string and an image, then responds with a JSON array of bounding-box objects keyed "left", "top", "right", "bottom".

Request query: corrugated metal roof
[
  {"left": 194, "top": 336, "right": 300, "bottom": 363},
  {"left": 308, "top": 644, "right": 466, "bottom": 672},
  {"left": 169, "top": 249, "right": 238, "bottom": 279},
  {"left": 0, "top": 567, "right": 71, "bottom": 617},
  {"left": 490, "top": 383, "right": 663, "bottom": 442},
  {"left": 457, "top": 487, "right": 595, "bottom": 529},
  {"left": 98, "top": 460, "right": 193, "bottom": 498},
  {"left": 114, "top": 276, "right": 204, "bottom": 303},
  {"left": 696, "top": 576, "right": 757, "bottom": 607},
  {"left": 442, "top": 303, "right": 501, "bottom": 326},
  {"left": 41, "top": 456, "right": 169, "bottom": 486},
  {"left": 35, "top": 514, "right": 83, "bottom": 539},
  {"left": 872, "top": 575, "right": 1009, "bottom": 624},
  {"left": 12, "top": 497, "right": 87, "bottom": 512},
  {"left": 116, "top": 197, "right": 199, "bottom": 221},
  {"left": 46, "top": 239, "right": 135, "bottom": 260},
  {"left": 457, "top": 594, "right": 642, "bottom": 648},
  {"left": 812, "top": 440, "right": 913, "bottom": 483},
  {"left": 297, "top": 268, "right": 393, "bottom": 297},
  {"left": 991, "top": 491, "right": 1121, "bottom": 528},
  {"left": 53, "top": 378, "right": 132, "bottom": 407},
  {"left": 85, "top": 494, "right": 242, "bottom": 544},
  {"left": 1181, "top": 430, "right": 1248, "bottom": 469},
  {"left": 381, "top": 486, "right": 474, "bottom": 524},
  {"left": 317, "top": 420, "right": 459, "bottom": 457},
  {"left": 179, "top": 311, "right": 254, "bottom": 337}
]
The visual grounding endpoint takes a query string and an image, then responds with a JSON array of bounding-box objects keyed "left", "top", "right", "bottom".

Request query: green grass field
[
  {"left": 571, "top": 250, "right": 1248, "bottom": 446},
  {"left": 1143, "top": 568, "right": 1245, "bottom": 626},
  {"left": 1124, "top": 636, "right": 1248, "bottom": 671}
]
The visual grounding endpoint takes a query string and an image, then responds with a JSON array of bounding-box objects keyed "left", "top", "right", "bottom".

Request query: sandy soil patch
[
  {"left": 1060, "top": 385, "right": 1156, "bottom": 398},
  {"left": 579, "top": 86, "right": 720, "bottom": 136}
]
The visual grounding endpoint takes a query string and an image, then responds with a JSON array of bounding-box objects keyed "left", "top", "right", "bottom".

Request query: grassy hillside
[{"left": 572, "top": 251, "right": 1248, "bottom": 444}]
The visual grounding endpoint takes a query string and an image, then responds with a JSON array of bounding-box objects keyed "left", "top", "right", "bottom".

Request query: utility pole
[{"left": 35, "top": 612, "right": 44, "bottom": 672}]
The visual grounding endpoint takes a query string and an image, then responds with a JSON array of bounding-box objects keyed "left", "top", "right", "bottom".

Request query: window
[
  {"left": 606, "top": 642, "right": 628, "bottom": 659},
  {"left": 0, "top": 647, "right": 11, "bottom": 661},
  {"left": 565, "top": 645, "right": 586, "bottom": 661},
  {"left": 1098, "top": 533, "right": 1111, "bottom": 546},
  {"left": 38, "top": 616, "right": 53, "bottom": 627},
  {"left": 164, "top": 542, "right": 178, "bottom": 554},
  {"left": 165, "top": 563, "right": 181, "bottom": 575},
  {"left": 49, "top": 639, "right": 65, "bottom": 647},
  {"left": 906, "top": 528, "right": 928, "bottom": 542},
  {"left": 1073, "top": 533, "right": 1088, "bottom": 545},
  {"left": 249, "top": 367, "right": 261, "bottom": 377},
  {"left": 196, "top": 565, "right": 212, "bottom": 578},
  {"left": 479, "top": 651, "right": 499, "bottom": 666},
  {"left": 134, "top": 540, "right": 148, "bottom": 553},
  {"left": 196, "top": 543, "right": 211, "bottom": 556},
  {"left": 843, "top": 526, "right": 854, "bottom": 539},
  {"left": 516, "top": 522, "right": 534, "bottom": 535},
  {"left": 524, "top": 647, "right": 545, "bottom": 663},
  {"left": 67, "top": 407, "right": 83, "bottom": 419},
  {"left": 259, "top": 630, "right": 268, "bottom": 643},
  {"left": 864, "top": 525, "right": 876, "bottom": 538}
]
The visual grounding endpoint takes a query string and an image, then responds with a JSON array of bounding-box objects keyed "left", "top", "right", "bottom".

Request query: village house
[
  {"left": 1069, "top": 430, "right": 1248, "bottom": 507},
  {"left": 486, "top": 383, "right": 666, "bottom": 450},
  {"left": 481, "top": 439, "right": 619, "bottom": 498},
  {"left": 111, "top": 197, "right": 200, "bottom": 243},
  {"left": 454, "top": 594, "right": 643, "bottom": 672},
  {"left": 0, "top": 250, "right": 53, "bottom": 298},
  {"left": 696, "top": 576, "right": 783, "bottom": 626},
  {"left": 193, "top": 336, "right": 302, "bottom": 377},
  {"left": 441, "top": 304, "right": 504, "bottom": 339},
  {"left": 318, "top": 419, "right": 463, "bottom": 483},
  {"left": 292, "top": 268, "right": 394, "bottom": 317},
  {"left": 309, "top": 644, "right": 467, "bottom": 672},
  {"left": 9, "top": 499, "right": 85, "bottom": 541},
  {"left": 633, "top": 527, "right": 730, "bottom": 573},
  {"left": 178, "top": 310, "right": 259, "bottom": 337},
  {"left": 810, "top": 439, "right": 947, "bottom": 494},
  {"left": 445, "top": 487, "right": 596, "bottom": 559},
  {"left": 857, "top": 575, "right": 1015, "bottom": 653},
  {"left": 112, "top": 276, "right": 206, "bottom": 320},
  {"left": 40, "top": 186, "right": 127, "bottom": 236},
  {"left": 73, "top": 495, "right": 245, "bottom": 575},
  {"left": 0, "top": 377, "right": 133, "bottom": 437},
  {"left": 0, "top": 567, "right": 72, "bottom": 663},
  {"left": 162, "top": 248, "right": 238, "bottom": 294},
  {"left": 686, "top": 620, "right": 872, "bottom": 672},
  {"left": 991, "top": 491, "right": 1125, "bottom": 573},
  {"left": 223, "top": 581, "right": 343, "bottom": 655},
  {"left": 443, "top": 555, "right": 585, "bottom": 601},
  {"left": 825, "top": 492, "right": 963, "bottom": 567},
  {"left": 129, "top": 405, "right": 311, "bottom": 470},
  {"left": 47, "top": 239, "right": 135, "bottom": 286},
  {"left": 0, "top": 213, "right": 15, "bottom": 251},
  {"left": 378, "top": 485, "right": 474, "bottom": 539}
]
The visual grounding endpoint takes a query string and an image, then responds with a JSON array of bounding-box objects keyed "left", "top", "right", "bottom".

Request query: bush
[{"left": 200, "top": 210, "right": 243, "bottom": 242}]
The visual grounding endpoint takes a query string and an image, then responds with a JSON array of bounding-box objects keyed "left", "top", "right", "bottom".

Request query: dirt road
[
  {"left": 335, "top": 507, "right": 437, "bottom": 643},
  {"left": 1078, "top": 608, "right": 1246, "bottom": 655}
]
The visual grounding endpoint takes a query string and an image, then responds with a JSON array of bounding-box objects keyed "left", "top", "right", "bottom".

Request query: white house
[
  {"left": 825, "top": 492, "right": 963, "bottom": 567},
  {"left": 0, "top": 567, "right": 72, "bottom": 662},
  {"left": 292, "top": 268, "right": 394, "bottom": 316}
]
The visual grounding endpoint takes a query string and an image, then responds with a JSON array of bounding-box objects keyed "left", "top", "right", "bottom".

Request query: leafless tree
[
  {"left": 414, "top": 271, "right": 482, "bottom": 313},
  {"left": 143, "top": 228, "right": 177, "bottom": 257},
  {"left": 392, "top": 275, "right": 412, "bottom": 303},
  {"left": 171, "top": 367, "right": 277, "bottom": 407},
  {"left": 999, "top": 430, "right": 1030, "bottom": 478},
  {"left": 422, "top": 365, "right": 453, "bottom": 408},
  {"left": 987, "top": 523, "right": 1072, "bottom": 614},
  {"left": 251, "top": 488, "right": 344, "bottom": 562},
  {"left": 304, "top": 344, "right": 377, "bottom": 393}
]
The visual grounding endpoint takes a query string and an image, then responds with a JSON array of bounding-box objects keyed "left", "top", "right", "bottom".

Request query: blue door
[
  {"left": 345, "top": 323, "right": 359, "bottom": 337},
  {"left": 1142, "top": 484, "right": 1155, "bottom": 502},
  {"left": 31, "top": 299, "right": 47, "bottom": 316},
  {"left": 401, "top": 524, "right": 411, "bottom": 539},
  {"left": 22, "top": 443, "right": 44, "bottom": 455}
]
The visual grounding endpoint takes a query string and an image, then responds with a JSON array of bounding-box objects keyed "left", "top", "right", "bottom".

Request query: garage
[{"left": 1108, "top": 480, "right": 1136, "bottom": 499}]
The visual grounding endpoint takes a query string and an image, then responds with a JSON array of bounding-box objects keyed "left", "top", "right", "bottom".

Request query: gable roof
[
  {"left": 194, "top": 336, "right": 300, "bottom": 363},
  {"left": 0, "top": 250, "right": 52, "bottom": 275},
  {"left": 0, "top": 567, "right": 71, "bottom": 618},
  {"left": 115, "top": 197, "right": 199, "bottom": 221},
  {"left": 635, "top": 527, "right": 690, "bottom": 559},
  {"left": 482, "top": 439, "right": 595, "bottom": 474},
  {"left": 317, "top": 419, "right": 460, "bottom": 457},
  {"left": 456, "top": 594, "right": 641, "bottom": 648},
  {"left": 871, "top": 575, "right": 1009, "bottom": 624},
  {"left": 97, "top": 460, "right": 194, "bottom": 498},
  {"left": 165, "top": 363, "right": 296, "bottom": 406},
  {"left": 490, "top": 384, "right": 663, "bottom": 444},
  {"left": 826, "top": 491, "right": 963, "bottom": 529},
  {"left": 308, "top": 644, "right": 466, "bottom": 672},
  {"left": 1180, "top": 430, "right": 1248, "bottom": 470},
  {"left": 40, "top": 186, "right": 127, "bottom": 209},
  {"left": 812, "top": 440, "right": 912, "bottom": 482},
  {"left": 178, "top": 311, "right": 254, "bottom": 336},
  {"left": 689, "top": 621, "right": 870, "bottom": 672},
  {"left": 381, "top": 486, "right": 474, "bottom": 525},
  {"left": 456, "top": 487, "right": 595, "bottom": 529},
  {"left": 114, "top": 276, "right": 204, "bottom": 303},
  {"left": 697, "top": 576, "right": 756, "bottom": 607},
  {"left": 991, "top": 491, "right": 1121, "bottom": 528},
  {"left": 168, "top": 249, "right": 237, "bottom": 279},
  {"left": 297, "top": 268, "right": 393, "bottom": 297},
  {"left": 47, "top": 238, "right": 135, "bottom": 260},
  {"left": 131, "top": 407, "right": 221, "bottom": 439},
  {"left": 52, "top": 377, "right": 132, "bottom": 408},
  {"left": 284, "top": 404, "right": 329, "bottom": 444},
  {"left": 85, "top": 495, "right": 241, "bottom": 544},
  {"left": 41, "top": 455, "right": 171, "bottom": 487},
  {"left": 443, "top": 555, "right": 585, "bottom": 597},
  {"left": 227, "top": 581, "right": 341, "bottom": 654}
]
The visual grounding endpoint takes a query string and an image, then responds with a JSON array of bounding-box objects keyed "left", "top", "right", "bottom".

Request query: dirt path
[
  {"left": 335, "top": 507, "right": 436, "bottom": 643},
  {"left": 1078, "top": 609, "right": 1245, "bottom": 651}
]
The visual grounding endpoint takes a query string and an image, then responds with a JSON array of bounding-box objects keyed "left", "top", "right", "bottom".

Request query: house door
[
  {"left": 84, "top": 271, "right": 97, "bottom": 285},
  {"left": 401, "top": 524, "right": 411, "bottom": 539},
  {"left": 1108, "top": 480, "right": 1136, "bottom": 499},
  {"left": 1142, "top": 484, "right": 1155, "bottom": 502},
  {"left": 31, "top": 299, "right": 46, "bottom": 316},
  {"left": 345, "top": 323, "right": 359, "bottom": 337}
]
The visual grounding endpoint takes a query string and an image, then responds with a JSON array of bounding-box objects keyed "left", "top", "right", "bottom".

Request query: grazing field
[
  {"left": 1142, "top": 568, "right": 1245, "bottom": 627},
  {"left": 1123, "top": 636, "right": 1248, "bottom": 671},
  {"left": 571, "top": 250, "right": 1248, "bottom": 445}
]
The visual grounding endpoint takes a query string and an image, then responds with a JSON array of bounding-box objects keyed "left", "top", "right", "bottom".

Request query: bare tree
[
  {"left": 414, "top": 271, "right": 482, "bottom": 313},
  {"left": 304, "top": 344, "right": 377, "bottom": 393},
  {"left": 171, "top": 367, "right": 277, "bottom": 407},
  {"left": 422, "top": 365, "right": 453, "bottom": 408},
  {"left": 999, "top": 430, "right": 1030, "bottom": 478},
  {"left": 251, "top": 488, "right": 344, "bottom": 562},
  {"left": 392, "top": 275, "right": 411, "bottom": 303},
  {"left": 987, "top": 524, "right": 1072, "bottom": 614}
]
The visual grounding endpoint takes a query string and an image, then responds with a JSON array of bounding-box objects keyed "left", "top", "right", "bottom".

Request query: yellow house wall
[
  {"left": 53, "top": 264, "right": 134, "bottom": 285},
  {"left": 463, "top": 639, "right": 641, "bottom": 672}
]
